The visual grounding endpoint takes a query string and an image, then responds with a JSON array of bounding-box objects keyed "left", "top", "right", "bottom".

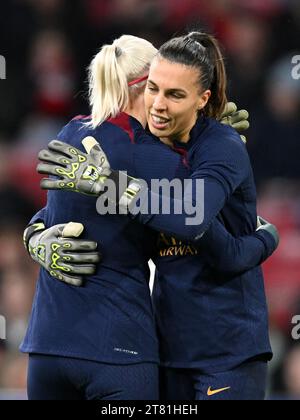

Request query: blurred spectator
[
  {"left": 0, "top": 143, "right": 39, "bottom": 364},
  {"left": 226, "top": 13, "right": 271, "bottom": 112},
  {"left": 0, "top": 353, "right": 28, "bottom": 394},
  {"left": 258, "top": 181, "right": 300, "bottom": 333},
  {"left": 29, "top": 30, "right": 77, "bottom": 117},
  {"left": 247, "top": 56, "right": 300, "bottom": 185},
  {"left": 0, "top": 145, "right": 38, "bottom": 223},
  {"left": 231, "top": 0, "right": 285, "bottom": 18},
  {"left": 0, "top": 267, "right": 36, "bottom": 351},
  {"left": 28, "top": 0, "right": 65, "bottom": 18}
]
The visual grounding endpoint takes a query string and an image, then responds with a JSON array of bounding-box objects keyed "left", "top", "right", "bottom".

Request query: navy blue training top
[
  {"left": 137, "top": 116, "right": 273, "bottom": 372},
  {"left": 21, "top": 114, "right": 274, "bottom": 370}
]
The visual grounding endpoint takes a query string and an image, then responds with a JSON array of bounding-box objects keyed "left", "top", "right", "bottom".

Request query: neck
[
  {"left": 126, "top": 109, "right": 147, "bottom": 128},
  {"left": 124, "top": 95, "right": 147, "bottom": 128}
]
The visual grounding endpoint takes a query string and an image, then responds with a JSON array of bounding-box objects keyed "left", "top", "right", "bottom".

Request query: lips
[{"left": 150, "top": 114, "right": 170, "bottom": 130}]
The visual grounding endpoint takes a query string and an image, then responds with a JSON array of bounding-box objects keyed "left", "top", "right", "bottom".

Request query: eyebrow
[{"left": 147, "top": 80, "right": 187, "bottom": 95}]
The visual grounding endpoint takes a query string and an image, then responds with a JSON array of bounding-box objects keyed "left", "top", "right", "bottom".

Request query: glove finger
[
  {"left": 82, "top": 137, "right": 111, "bottom": 175},
  {"left": 232, "top": 121, "right": 250, "bottom": 132},
  {"left": 37, "top": 162, "right": 64, "bottom": 177},
  {"left": 61, "top": 252, "right": 101, "bottom": 264},
  {"left": 48, "top": 140, "right": 77, "bottom": 158},
  {"left": 221, "top": 102, "right": 237, "bottom": 118},
  {"left": 40, "top": 178, "right": 68, "bottom": 191},
  {"left": 51, "top": 258, "right": 96, "bottom": 276},
  {"left": 49, "top": 268, "right": 83, "bottom": 286},
  {"left": 82, "top": 136, "right": 99, "bottom": 154},
  {"left": 60, "top": 239, "right": 98, "bottom": 252},
  {"left": 240, "top": 135, "right": 247, "bottom": 144},
  {"left": 231, "top": 109, "right": 249, "bottom": 124},
  {"left": 57, "top": 272, "right": 83, "bottom": 287},
  {"left": 38, "top": 149, "right": 72, "bottom": 167},
  {"left": 229, "top": 110, "right": 249, "bottom": 124},
  {"left": 41, "top": 223, "right": 69, "bottom": 239},
  {"left": 62, "top": 222, "right": 84, "bottom": 238},
  {"left": 65, "top": 264, "right": 97, "bottom": 276},
  {"left": 90, "top": 144, "right": 109, "bottom": 167}
]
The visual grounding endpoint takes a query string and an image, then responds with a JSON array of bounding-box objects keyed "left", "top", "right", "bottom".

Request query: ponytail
[
  {"left": 189, "top": 32, "right": 227, "bottom": 119},
  {"left": 88, "top": 35, "right": 157, "bottom": 128},
  {"left": 88, "top": 43, "right": 129, "bottom": 128},
  {"left": 158, "top": 32, "right": 227, "bottom": 119}
]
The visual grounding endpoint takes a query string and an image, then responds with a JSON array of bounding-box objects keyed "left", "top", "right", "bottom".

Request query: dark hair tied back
[{"left": 158, "top": 31, "right": 227, "bottom": 119}]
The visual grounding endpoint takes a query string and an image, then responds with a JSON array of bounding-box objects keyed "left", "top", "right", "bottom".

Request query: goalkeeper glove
[
  {"left": 256, "top": 216, "right": 280, "bottom": 248},
  {"left": 23, "top": 222, "right": 101, "bottom": 286},
  {"left": 37, "top": 138, "right": 143, "bottom": 211},
  {"left": 220, "top": 102, "right": 250, "bottom": 144}
]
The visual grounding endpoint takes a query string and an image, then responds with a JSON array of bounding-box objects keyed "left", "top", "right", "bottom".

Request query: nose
[{"left": 152, "top": 93, "right": 167, "bottom": 112}]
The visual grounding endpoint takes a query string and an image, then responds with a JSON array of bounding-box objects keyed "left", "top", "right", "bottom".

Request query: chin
[{"left": 149, "top": 125, "right": 168, "bottom": 138}]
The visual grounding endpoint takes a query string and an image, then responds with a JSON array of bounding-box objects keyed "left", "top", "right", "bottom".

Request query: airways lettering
[
  {"left": 159, "top": 244, "right": 198, "bottom": 257},
  {"left": 157, "top": 233, "right": 198, "bottom": 257}
]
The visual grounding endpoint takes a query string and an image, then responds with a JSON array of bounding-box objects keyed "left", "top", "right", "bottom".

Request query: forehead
[{"left": 148, "top": 57, "right": 199, "bottom": 91}]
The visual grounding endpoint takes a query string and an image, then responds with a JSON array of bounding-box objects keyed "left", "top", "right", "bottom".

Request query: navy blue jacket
[
  {"left": 137, "top": 116, "right": 273, "bottom": 371},
  {"left": 21, "top": 114, "right": 273, "bottom": 370}
]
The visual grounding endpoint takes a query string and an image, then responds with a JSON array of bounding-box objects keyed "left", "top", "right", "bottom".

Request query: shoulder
[
  {"left": 57, "top": 115, "right": 91, "bottom": 141},
  {"left": 201, "top": 118, "right": 244, "bottom": 148},
  {"left": 188, "top": 118, "right": 252, "bottom": 189},
  {"left": 56, "top": 115, "right": 133, "bottom": 148},
  {"left": 192, "top": 117, "right": 249, "bottom": 163}
]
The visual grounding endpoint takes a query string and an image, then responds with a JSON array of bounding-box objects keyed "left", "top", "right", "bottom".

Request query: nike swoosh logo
[{"left": 207, "top": 386, "right": 231, "bottom": 396}]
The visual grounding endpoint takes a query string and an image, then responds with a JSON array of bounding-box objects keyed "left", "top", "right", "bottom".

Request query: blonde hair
[{"left": 88, "top": 35, "right": 157, "bottom": 128}]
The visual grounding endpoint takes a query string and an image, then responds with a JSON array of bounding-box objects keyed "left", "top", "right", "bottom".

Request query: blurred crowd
[{"left": 0, "top": 0, "right": 300, "bottom": 399}]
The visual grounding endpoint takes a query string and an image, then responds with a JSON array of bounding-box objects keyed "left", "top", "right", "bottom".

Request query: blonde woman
[{"left": 22, "top": 36, "right": 162, "bottom": 400}]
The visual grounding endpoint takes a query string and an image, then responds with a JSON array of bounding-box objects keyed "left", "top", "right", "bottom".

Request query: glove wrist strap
[
  {"left": 23, "top": 223, "right": 46, "bottom": 252},
  {"left": 105, "top": 170, "right": 144, "bottom": 210}
]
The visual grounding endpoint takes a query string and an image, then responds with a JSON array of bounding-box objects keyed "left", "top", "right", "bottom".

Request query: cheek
[
  {"left": 175, "top": 105, "right": 196, "bottom": 126},
  {"left": 144, "top": 92, "right": 153, "bottom": 110}
]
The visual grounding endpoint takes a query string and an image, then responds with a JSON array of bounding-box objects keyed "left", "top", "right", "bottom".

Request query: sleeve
[
  {"left": 28, "top": 207, "right": 48, "bottom": 227},
  {"left": 29, "top": 119, "right": 82, "bottom": 225},
  {"left": 199, "top": 218, "right": 277, "bottom": 274},
  {"left": 25, "top": 120, "right": 78, "bottom": 235},
  {"left": 56, "top": 120, "right": 78, "bottom": 143},
  {"left": 132, "top": 136, "right": 250, "bottom": 242}
]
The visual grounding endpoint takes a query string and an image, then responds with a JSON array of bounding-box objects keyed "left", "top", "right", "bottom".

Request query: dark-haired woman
[{"left": 140, "top": 32, "right": 274, "bottom": 400}]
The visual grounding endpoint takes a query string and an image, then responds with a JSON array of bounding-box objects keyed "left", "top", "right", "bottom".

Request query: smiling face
[{"left": 144, "top": 57, "right": 211, "bottom": 143}]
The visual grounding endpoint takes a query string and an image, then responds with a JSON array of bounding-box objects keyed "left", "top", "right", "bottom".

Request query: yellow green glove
[
  {"left": 220, "top": 102, "right": 250, "bottom": 144},
  {"left": 24, "top": 222, "right": 100, "bottom": 286},
  {"left": 37, "top": 138, "right": 143, "bottom": 210}
]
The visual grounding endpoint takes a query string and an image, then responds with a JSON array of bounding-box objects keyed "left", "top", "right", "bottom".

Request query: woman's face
[{"left": 144, "top": 57, "right": 211, "bottom": 143}]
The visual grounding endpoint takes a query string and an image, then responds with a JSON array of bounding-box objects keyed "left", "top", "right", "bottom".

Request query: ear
[{"left": 198, "top": 90, "right": 211, "bottom": 111}]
